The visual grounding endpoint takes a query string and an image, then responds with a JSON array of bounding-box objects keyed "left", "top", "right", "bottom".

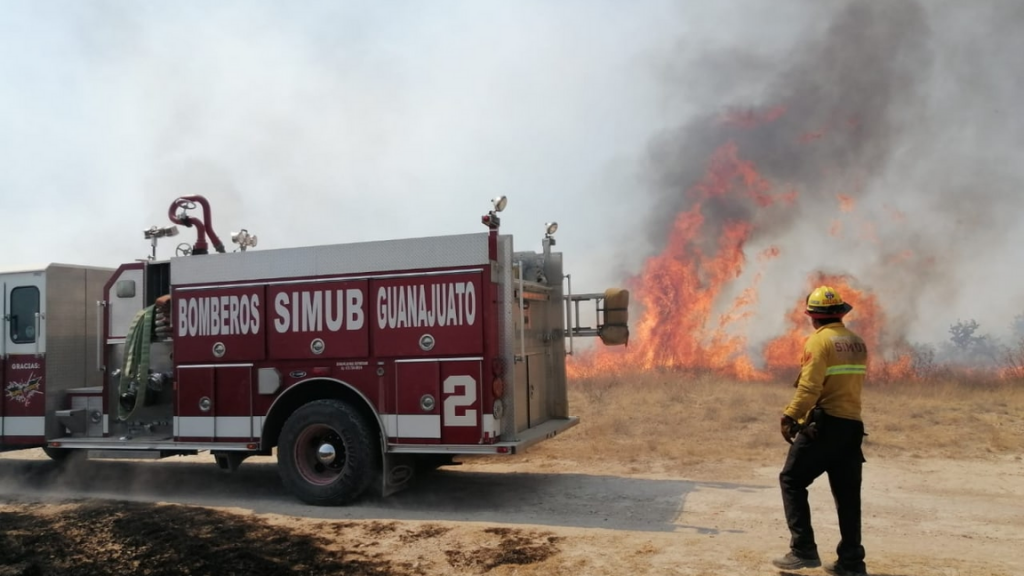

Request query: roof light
[
  {"left": 482, "top": 196, "right": 506, "bottom": 229},
  {"left": 545, "top": 222, "right": 558, "bottom": 236},
  {"left": 143, "top": 225, "right": 179, "bottom": 239},
  {"left": 492, "top": 195, "right": 508, "bottom": 213},
  {"left": 143, "top": 225, "right": 180, "bottom": 260},
  {"left": 231, "top": 229, "right": 258, "bottom": 252}
]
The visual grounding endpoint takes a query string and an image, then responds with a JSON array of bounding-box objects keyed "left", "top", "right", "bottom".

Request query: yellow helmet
[{"left": 805, "top": 285, "right": 853, "bottom": 318}]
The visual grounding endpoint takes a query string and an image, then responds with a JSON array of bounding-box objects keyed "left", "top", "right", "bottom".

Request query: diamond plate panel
[
  {"left": 171, "top": 233, "right": 491, "bottom": 286},
  {"left": 84, "top": 268, "right": 109, "bottom": 387},
  {"left": 544, "top": 252, "right": 568, "bottom": 419},
  {"left": 496, "top": 235, "right": 517, "bottom": 440},
  {"left": 44, "top": 264, "right": 115, "bottom": 440}
]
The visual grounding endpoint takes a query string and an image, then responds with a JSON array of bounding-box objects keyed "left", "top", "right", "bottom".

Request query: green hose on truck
[{"left": 117, "top": 305, "right": 155, "bottom": 421}]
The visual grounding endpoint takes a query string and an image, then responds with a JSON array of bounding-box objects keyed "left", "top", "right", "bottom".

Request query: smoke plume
[{"left": 638, "top": 0, "right": 1024, "bottom": 347}]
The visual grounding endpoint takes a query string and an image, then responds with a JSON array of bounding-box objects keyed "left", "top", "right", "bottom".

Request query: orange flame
[
  {"left": 766, "top": 274, "right": 885, "bottom": 366},
  {"left": 565, "top": 142, "right": 782, "bottom": 381},
  {"left": 567, "top": 131, "right": 913, "bottom": 382}
]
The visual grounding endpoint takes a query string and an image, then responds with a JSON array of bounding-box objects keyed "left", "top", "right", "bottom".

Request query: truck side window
[{"left": 9, "top": 286, "right": 40, "bottom": 344}]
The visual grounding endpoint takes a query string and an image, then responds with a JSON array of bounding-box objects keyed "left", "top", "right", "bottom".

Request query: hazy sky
[
  {"left": 2, "top": 1, "right": 1021, "bottom": 347},
  {"left": 1, "top": 0, "right": 687, "bottom": 270}
]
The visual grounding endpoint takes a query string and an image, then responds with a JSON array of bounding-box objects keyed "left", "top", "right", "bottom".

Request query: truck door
[
  {"left": 2, "top": 273, "right": 47, "bottom": 444},
  {"left": 175, "top": 365, "right": 255, "bottom": 443},
  {"left": 440, "top": 359, "right": 484, "bottom": 445},
  {"left": 392, "top": 359, "right": 483, "bottom": 444}
]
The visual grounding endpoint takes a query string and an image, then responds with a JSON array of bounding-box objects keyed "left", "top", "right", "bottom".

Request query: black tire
[
  {"left": 277, "top": 399, "right": 375, "bottom": 506},
  {"left": 42, "top": 447, "right": 81, "bottom": 465}
]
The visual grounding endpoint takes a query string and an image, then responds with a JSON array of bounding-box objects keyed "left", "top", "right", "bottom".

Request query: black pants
[{"left": 780, "top": 412, "right": 866, "bottom": 571}]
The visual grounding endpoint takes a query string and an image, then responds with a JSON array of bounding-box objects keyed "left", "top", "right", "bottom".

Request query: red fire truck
[{"left": 0, "top": 195, "right": 628, "bottom": 505}]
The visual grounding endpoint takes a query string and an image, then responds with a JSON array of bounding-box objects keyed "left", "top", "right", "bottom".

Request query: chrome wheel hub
[{"left": 316, "top": 442, "right": 337, "bottom": 465}]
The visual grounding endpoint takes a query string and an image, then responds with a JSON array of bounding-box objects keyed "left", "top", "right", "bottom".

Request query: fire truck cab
[
  {"left": 0, "top": 264, "right": 111, "bottom": 447},
  {"left": 0, "top": 195, "right": 628, "bottom": 505}
]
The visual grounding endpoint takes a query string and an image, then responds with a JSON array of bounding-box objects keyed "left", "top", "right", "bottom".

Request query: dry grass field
[
  {"left": 2, "top": 371, "right": 1023, "bottom": 576},
  {"left": 495, "top": 372, "right": 1024, "bottom": 478}
]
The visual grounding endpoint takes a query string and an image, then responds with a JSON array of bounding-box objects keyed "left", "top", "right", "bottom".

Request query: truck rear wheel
[
  {"left": 42, "top": 446, "right": 78, "bottom": 464},
  {"left": 277, "top": 399, "right": 375, "bottom": 506}
]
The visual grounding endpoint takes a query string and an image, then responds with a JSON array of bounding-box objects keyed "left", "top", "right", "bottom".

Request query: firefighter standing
[{"left": 771, "top": 286, "right": 869, "bottom": 576}]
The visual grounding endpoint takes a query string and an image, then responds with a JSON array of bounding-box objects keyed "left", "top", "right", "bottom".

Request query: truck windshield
[{"left": 9, "top": 286, "right": 40, "bottom": 344}]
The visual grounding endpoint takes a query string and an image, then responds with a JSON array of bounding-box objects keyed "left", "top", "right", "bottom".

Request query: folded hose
[{"left": 117, "top": 305, "right": 154, "bottom": 421}]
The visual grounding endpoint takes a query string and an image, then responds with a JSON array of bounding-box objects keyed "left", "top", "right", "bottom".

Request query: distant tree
[
  {"left": 1011, "top": 313, "right": 1024, "bottom": 341},
  {"left": 948, "top": 319, "right": 1001, "bottom": 365},
  {"left": 949, "top": 319, "right": 982, "bottom": 351}
]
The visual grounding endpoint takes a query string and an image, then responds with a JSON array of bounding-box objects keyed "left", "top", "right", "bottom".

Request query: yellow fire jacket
[{"left": 783, "top": 321, "right": 867, "bottom": 423}]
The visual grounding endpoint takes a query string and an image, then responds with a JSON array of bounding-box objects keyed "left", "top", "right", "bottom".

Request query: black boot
[
  {"left": 771, "top": 552, "right": 821, "bottom": 570},
  {"left": 824, "top": 560, "right": 868, "bottom": 576}
]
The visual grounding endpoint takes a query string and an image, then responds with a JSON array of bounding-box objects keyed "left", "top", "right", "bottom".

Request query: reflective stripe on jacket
[{"left": 783, "top": 321, "right": 867, "bottom": 423}]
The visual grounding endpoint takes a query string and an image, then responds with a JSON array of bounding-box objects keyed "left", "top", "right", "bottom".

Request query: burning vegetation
[
  {"left": 568, "top": 135, "right": 906, "bottom": 382},
  {"left": 569, "top": 1, "right": 1024, "bottom": 385}
]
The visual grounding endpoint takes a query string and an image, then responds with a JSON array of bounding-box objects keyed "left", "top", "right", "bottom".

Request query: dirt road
[{"left": 1, "top": 449, "right": 1021, "bottom": 576}]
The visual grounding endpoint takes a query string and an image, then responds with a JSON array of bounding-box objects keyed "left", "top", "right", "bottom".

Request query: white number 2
[{"left": 443, "top": 375, "right": 477, "bottom": 427}]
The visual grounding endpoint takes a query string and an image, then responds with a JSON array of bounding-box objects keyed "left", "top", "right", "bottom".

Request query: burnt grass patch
[
  {"left": 398, "top": 524, "right": 452, "bottom": 544},
  {"left": 0, "top": 499, "right": 405, "bottom": 576},
  {"left": 0, "top": 499, "right": 565, "bottom": 576},
  {"left": 444, "top": 526, "right": 563, "bottom": 572}
]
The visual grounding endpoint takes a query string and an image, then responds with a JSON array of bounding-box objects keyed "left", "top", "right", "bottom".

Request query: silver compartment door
[
  {"left": 527, "top": 354, "right": 550, "bottom": 428},
  {"left": 106, "top": 268, "right": 144, "bottom": 341}
]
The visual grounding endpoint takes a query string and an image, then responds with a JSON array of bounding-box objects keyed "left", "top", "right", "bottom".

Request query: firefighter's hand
[{"left": 780, "top": 415, "right": 798, "bottom": 444}]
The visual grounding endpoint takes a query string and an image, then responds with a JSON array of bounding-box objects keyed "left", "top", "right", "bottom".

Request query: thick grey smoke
[
  {"left": 647, "top": 0, "right": 931, "bottom": 254},
  {"left": 639, "top": 0, "right": 1024, "bottom": 348}
]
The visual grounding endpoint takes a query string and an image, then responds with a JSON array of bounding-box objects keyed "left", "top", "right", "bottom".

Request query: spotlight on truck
[
  {"left": 231, "top": 229, "right": 258, "bottom": 252},
  {"left": 143, "top": 225, "right": 180, "bottom": 260},
  {"left": 483, "top": 196, "right": 508, "bottom": 229},
  {"left": 144, "top": 225, "right": 179, "bottom": 240},
  {"left": 492, "top": 195, "right": 508, "bottom": 213}
]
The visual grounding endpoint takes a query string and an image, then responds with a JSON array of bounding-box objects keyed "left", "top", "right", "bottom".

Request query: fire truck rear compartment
[{"left": 44, "top": 261, "right": 225, "bottom": 456}]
